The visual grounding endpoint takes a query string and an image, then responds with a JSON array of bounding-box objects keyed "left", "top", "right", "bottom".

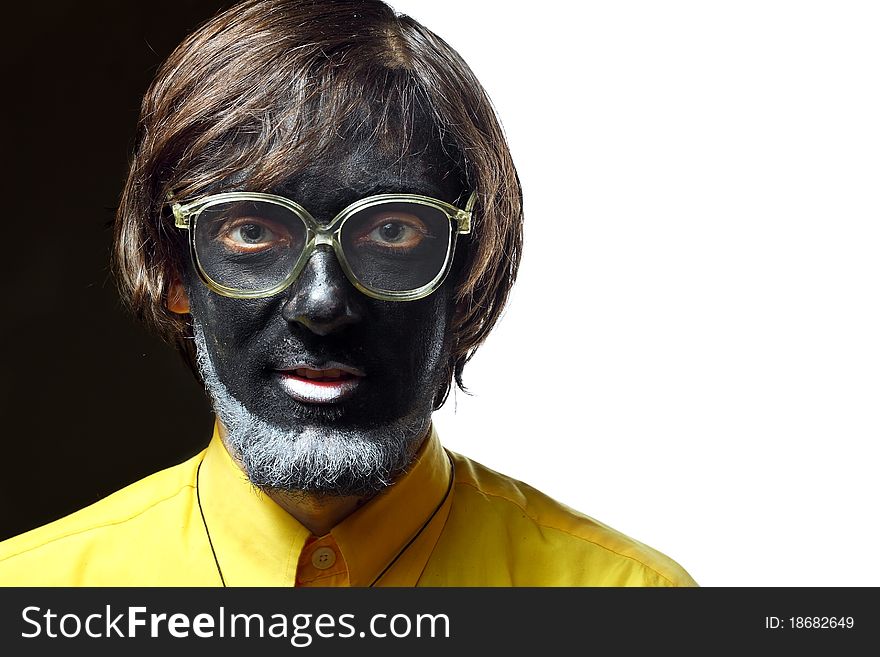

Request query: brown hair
[{"left": 113, "top": 0, "right": 523, "bottom": 407}]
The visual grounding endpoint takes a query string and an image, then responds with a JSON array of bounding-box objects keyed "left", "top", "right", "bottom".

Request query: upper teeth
[{"left": 294, "top": 368, "right": 344, "bottom": 379}]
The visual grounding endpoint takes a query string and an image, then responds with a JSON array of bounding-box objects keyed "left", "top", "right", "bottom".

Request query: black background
[{"left": 0, "top": 2, "right": 240, "bottom": 540}]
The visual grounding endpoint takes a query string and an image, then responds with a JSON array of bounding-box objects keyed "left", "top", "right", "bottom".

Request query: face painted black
[{"left": 183, "top": 125, "right": 465, "bottom": 493}]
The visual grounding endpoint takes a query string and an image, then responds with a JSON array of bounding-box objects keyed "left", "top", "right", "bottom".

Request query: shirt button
[{"left": 311, "top": 546, "right": 337, "bottom": 570}]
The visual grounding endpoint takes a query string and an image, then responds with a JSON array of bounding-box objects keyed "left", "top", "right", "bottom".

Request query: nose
[{"left": 281, "top": 246, "right": 364, "bottom": 335}]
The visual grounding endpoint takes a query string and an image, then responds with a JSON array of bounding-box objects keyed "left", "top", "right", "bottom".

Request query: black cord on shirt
[{"left": 196, "top": 461, "right": 227, "bottom": 587}]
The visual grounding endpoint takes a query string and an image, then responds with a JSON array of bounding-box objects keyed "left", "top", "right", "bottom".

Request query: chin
[{"left": 219, "top": 388, "right": 430, "bottom": 496}]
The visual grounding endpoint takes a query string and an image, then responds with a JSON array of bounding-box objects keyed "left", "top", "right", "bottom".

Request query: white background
[{"left": 389, "top": 0, "right": 880, "bottom": 586}]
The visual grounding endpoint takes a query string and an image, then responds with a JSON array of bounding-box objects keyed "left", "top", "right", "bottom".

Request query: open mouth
[{"left": 275, "top": 365, "right": 365, "bottom": 404}]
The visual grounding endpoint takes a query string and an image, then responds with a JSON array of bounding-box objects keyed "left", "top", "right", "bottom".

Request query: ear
[{"left": 166, "top": 278, "right": 191, "bottom": 314}]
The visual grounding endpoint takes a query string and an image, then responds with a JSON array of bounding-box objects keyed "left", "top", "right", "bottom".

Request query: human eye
[
  {"left": 218, "top": 217, "right": 291, "bottom": 253},
  {"left": 355, "top": 212, "right": 435, "bottom": 252}
]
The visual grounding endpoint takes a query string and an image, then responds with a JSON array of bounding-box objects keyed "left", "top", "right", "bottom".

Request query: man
[{"left": 0, "top": 0, "right": 695, "bottom": 586}]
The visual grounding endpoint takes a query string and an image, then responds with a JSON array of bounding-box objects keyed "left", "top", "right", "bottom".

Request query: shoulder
[
  {"left": 0, "top": 450, "right": 205, "bottom": 585},
  {"left": 442, "top": 450, "right": 697, "bottom": 587}
]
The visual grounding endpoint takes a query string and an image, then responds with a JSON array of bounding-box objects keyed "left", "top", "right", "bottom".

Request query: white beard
[{"left": 192, "top": 323, "right": 427, "bottom": 496}]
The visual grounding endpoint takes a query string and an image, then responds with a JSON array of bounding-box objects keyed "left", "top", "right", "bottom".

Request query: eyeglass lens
[{"left": 193, "top": 200, "right": 453, "bottom": 294}]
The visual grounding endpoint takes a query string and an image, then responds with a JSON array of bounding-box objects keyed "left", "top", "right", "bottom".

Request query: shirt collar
[{"left": 197, "top": 421, "right": 453, "bottom": 586}]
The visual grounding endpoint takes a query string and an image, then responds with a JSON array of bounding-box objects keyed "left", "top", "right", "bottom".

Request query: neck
[
  {"left": 265, "top": 490, "right": 368, "bottom": 537},
  {"left": 217, "top": 421, "right": 429, "bottom": 536}
]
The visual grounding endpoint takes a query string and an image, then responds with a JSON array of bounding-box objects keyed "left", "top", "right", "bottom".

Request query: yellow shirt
[{"left": 0, "top": 424, "right": 696, "bottom": 586}]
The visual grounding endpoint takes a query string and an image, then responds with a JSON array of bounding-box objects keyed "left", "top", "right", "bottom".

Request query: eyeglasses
[{"left": 171, "top": 191, "right": 474, "bottom": 301}]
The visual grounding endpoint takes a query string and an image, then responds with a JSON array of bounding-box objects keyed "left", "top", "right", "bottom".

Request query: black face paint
[{"left": 183, "top": 125, "right": 465, "bottom": 491}]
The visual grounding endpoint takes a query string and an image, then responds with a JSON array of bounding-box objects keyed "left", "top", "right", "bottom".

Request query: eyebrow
[
  {"left": 272, "top": 176, "right": 452, "bottom": 207},
  {"left": 352, "top": 180, "right": 448, "bottom": 199}
]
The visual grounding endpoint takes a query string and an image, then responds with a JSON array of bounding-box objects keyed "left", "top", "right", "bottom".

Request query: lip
[{"left": 274, "top": 362, "right": 366, "bottom": 404}]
